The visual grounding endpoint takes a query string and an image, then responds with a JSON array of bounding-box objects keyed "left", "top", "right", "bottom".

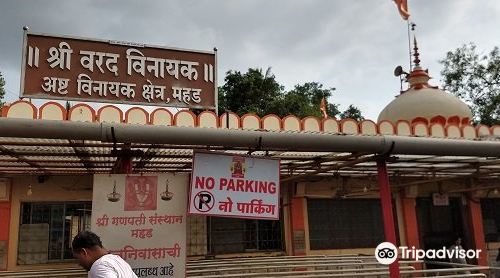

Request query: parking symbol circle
[{"left": 194, "top": 191, "right": 215, "bottom": 212}]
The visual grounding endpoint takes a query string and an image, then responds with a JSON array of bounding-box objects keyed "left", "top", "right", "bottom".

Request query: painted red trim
[
  {"left": 290, "top": 196, "right": 306, "bottom": 255},
  {"left": 97, "top": 105, "right": 124, "bottom": 123},
  {"left": 401, "top": 194, "right": 421, "bottom": 270},
  {"left": 261, "top": 114, "right": 282, "bottom": 131},
  {"left": 401, "top": 196, "right": 420, "bottom": 247},
  {"left": 301, "top": 116, "right": 322, "bottom": 132},
  {"left": 3, "top": 100, "right": 37, "bottom": 119},
  {"left": 447, "top": 115, "right": 460, "bottom": 125},
  {"left": 218, "top": 111, "right": 240, "bottom": 128},
  {"left": 150, "top": 108, "right": 173, "bottom": 126},
  {"left": 68, "top": 103, "right": 97, "bottom": 121},
  {"left": 378, "top": 120, "right": 396, "bottom": 135},
  {"left": 198, "top": 110, "right": 219, "bottom": 128},
  {"left": 39, "top": 101, "right": 67, "bottom": 120},
  {"left": 0, "top": 104, "right": 9, "bottom": 117},
  {"left": 461, "top": 117, "right": 471, "bottom": 125},
  {"left": 467, "top": 198, "right": 487, "bottom": 266},
  {"left": 240, "top": 113, "right": 261, "bottom": 129},
  {"left": 377, "top": 159, "right": 400, "bottom": 277},
  {"left": 411, "top": 117, "right": 428, "bottom": 125},
  {"left": 124, "top": 107, "right": 149, "bottom": 124},
  {"left": 287, "top": 185, "right": 293, "bottom": 256},
  {"left": 430, "top": 115, "right": 446, "bottom": 126},
  {"left": 339, "top": 118, "right": 360, "bottom": 134},
  {"left": 359, "top": 119, "right": 378, "bottom": 135},
  {"left": 173, "top": 110, "right": 197, "bottom": 127},
  {"left": 290, "top": 197, "right": 305, "bottom": 230},
  {"left": 0, "top": 200, "right": 11, "bottom": 271}
]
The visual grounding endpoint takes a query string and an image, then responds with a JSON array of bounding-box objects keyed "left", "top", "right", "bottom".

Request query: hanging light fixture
[
  {"left": 27, "top": 185, "right": 33, "bottom": 196},
  {"left": 107, "top": 180, "right": 121, "bottom": 202},
  {"left": 161, "top": 180, "right": 174, "bottom": 201}
]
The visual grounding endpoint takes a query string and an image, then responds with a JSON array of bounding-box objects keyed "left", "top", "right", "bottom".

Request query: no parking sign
[{"left": 188, "top": 152, "right": 280, "bottom": 220}]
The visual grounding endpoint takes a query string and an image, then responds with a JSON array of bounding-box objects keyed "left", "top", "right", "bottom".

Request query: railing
[{"left": 0, "top": 255, "right": 495, "bottom": 278}]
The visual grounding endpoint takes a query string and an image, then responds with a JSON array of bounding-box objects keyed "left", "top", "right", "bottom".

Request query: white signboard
[
  {"left": 432, "top": 192, "right": 450, "bottom": 206},
  {"left": 189, "top": 152, "right": 280, "bottom": 220},
  {"left": 92, "top": 174, "right": 188, "bottom": 278}
]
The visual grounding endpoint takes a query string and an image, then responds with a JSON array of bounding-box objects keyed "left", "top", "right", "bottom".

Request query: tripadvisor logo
[
  {"left": 375, "top": 242, "right": 482, "bottom": 265},
  {"left": 375, "top": 242, "right": 398, "bottom": 265}
]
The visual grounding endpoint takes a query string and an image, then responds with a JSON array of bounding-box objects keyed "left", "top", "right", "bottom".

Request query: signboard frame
[
  {"left": 20, "top": 30, "right": 217, "bottom": 110},
  {"left": 92, "top": 174, "right": 188, "bottom": 278},
  {"left": 188, "top": 151, "right": 281, "bottom": 220}
]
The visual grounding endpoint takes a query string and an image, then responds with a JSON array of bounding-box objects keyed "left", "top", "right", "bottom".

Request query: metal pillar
[{"left": 377, "top": 158, "right": 400, "bottom": 278}]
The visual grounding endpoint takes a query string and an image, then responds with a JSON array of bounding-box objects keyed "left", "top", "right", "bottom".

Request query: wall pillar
[
  {"left": 467, "top": 198, "right": 488, "bottom": 266},
  {"left": 0, "top": 179, "right": 11, "bottom": 270},
  {"left": 290, "top": 196, "right": 306, "bottom": 255},
  {"left": 401, "top": 196, "right": 420, "bottom": 249},
  {"left": 0, "top": 202, "right": 10, "bottom": 270},
  {"left": 401, "top": 194, "right": 421, "bottom": 269}
]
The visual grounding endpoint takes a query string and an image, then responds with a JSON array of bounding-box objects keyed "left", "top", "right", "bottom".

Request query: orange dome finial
[
  {"left": 405, "top": 36, "right": 435, "bottom": 90},
  {"left": 413, "top": 37, "right": 420, "bottom": 67}
]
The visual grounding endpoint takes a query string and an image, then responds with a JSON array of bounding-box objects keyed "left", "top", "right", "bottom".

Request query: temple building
[{"left": 0, "top": 39, "right": 499, "bottom": 274}]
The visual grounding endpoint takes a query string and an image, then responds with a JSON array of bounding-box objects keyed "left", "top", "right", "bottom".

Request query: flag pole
[{"left": 407, "top": 20, "right": 412, "bottom": 72}]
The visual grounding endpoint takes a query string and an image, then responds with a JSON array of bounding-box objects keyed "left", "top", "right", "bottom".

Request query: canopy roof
[
  {"left": 0, "top": 101, "right": 499, "bottom": 184},
  {"left": 0, "top": 137, "right": 499, "bottom": 181}
]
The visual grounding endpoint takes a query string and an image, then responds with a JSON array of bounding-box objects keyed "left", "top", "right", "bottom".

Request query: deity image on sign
[
  {"left": 230, "top": 157, "right": 246, "bottom": 178},
  {"left": 125, "top": 176, "right": 157, "bottom": 211}
]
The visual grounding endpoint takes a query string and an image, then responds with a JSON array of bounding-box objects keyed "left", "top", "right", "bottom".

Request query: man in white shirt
[{"left": 72, "top": 231, "right": 138, "bottom": 278}]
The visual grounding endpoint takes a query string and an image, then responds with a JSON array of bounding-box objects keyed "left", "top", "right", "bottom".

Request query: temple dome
[
  {"left": 377, "top": 38, "right": 472, "bottom": 126},
  {"left": 377, "top": 86, "right": 472, "bottom": 125}
]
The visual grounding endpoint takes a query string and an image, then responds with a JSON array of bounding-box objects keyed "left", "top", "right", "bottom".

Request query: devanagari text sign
[
  {"left": 189, "top": 152, "right": 280, "bottom": 220},
  {"left": 92, "top": 174, "right": 187, "bottom": 278},
  {"left": 21, "top": 32, "right": 216, "bottom": 109}
]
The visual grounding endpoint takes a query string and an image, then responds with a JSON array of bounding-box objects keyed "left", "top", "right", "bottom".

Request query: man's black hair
[{"left": 72, "top": 231, "right": 103, "bottom": 250}]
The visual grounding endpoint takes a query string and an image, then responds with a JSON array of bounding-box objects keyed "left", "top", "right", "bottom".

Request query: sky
[{"left": 0, "top": 0, "right": 499, "bottom": 120}]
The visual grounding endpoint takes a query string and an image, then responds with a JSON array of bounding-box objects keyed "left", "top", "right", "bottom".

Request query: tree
[
  {"left": 440, "top": 43, "right": 500, "bottom": 125},
  {"left": 217, "top": 68, "right": 283, "bottom": 116},
  {"left": 217, "top": 68, "right": 364, "bottom": 120},
  {"left": 339, "top": 104, "right": 364, "bottom": 121},
  {"left": 275, "top": 82, "right": 339, "bottom": 118},
  {"left": 0, "top": 71, "right": 5, "bottom": 107}
]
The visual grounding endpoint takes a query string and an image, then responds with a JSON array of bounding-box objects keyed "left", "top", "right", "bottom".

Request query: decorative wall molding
[{"left": 2, "top": 101, "right": 498, "bottom": 141}]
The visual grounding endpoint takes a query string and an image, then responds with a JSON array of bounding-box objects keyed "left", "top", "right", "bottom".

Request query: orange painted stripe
[
  {"left": 468, "top": 200, "right": 488, "bottom": 266},
  {"left": 290, "top": 197, "right": 305, "bottom": 230},
  {"left": 0, "top": 201, "right": 11, "bottom": 270},
  {"left": 402, "top": 197, "right": 420, "bottom": 249},
  {"left": 401, "top": 196, "right": 421, "bottom": 270},
  {"left": 290, "top": 197, "right": 306, "bottom": 255}
]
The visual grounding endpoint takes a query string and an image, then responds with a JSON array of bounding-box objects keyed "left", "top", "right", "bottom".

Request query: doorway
[{"left": 416, "top": 197, "right": 470, "bottom": 268}]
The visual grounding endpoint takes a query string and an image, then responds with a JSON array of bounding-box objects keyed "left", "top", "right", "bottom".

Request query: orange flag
[
  {"left": 319, "top": 97, "right": 328, "bottom": 119},
  {"left": 394, "top": 0, "right": 410, "bottom": 20}
]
